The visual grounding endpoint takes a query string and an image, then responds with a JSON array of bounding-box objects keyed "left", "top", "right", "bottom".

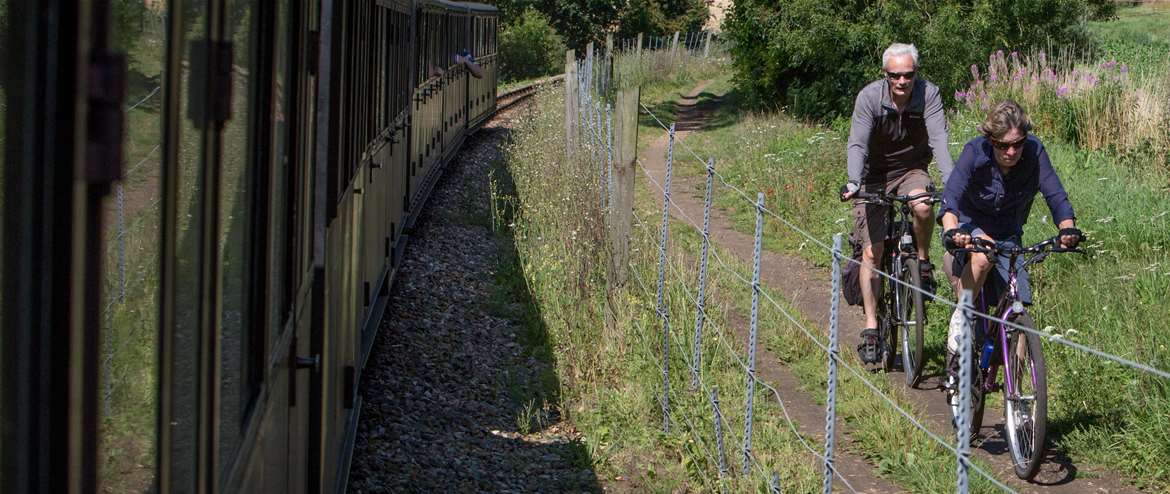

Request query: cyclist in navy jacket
[{"left": 937, "top": 100, "right": 1082, "bottom": 381}]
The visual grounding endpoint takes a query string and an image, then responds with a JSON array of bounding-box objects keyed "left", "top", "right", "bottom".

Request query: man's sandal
[{"left": 857, "top": 328, "right": 881, "bottom": 364}]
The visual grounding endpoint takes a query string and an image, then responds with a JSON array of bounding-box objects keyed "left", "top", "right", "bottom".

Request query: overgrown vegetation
[
  {"left": 498, "top": 9, "right": 566, "bottom": 83},
  {"left": 495, "top": 0, "right": 709, "bottom": 50},
  {"left": 722, "top": 0, "right": 1116, "bottom": 119}
]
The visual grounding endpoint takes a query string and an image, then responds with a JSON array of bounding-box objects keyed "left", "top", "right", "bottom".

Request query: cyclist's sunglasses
[
  {"left": 991, "top": 135, "right": 1028, "bottom": 151},
  {"left": 885, "top": 70, "right": 916, "bottom": 81}
]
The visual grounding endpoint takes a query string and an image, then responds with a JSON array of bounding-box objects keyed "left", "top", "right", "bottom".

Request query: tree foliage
[
  {"left": 499, "top": 8, "right": 566, "bottom": 82},
  {"left": 496, "top": 0, "right": 709, "bottom": 50},
  {"left": 723, "top": 0, "right": 1102, "bottom": 120}
]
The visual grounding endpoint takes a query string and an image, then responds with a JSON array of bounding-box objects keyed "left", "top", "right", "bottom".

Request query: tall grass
[
  {"left": 955, "top": 49, "right": 1170, "bottom": 167},
  {"left": 496, "top": 84, "right": 835, "bottom": 492}
]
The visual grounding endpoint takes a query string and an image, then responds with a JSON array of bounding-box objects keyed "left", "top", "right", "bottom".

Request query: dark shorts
[
  {"left": 946, "top": 234, "right": 1033, "bottom": 305},
  {"left": 851, "top": 169, "right": 933, "bottom": 247}
]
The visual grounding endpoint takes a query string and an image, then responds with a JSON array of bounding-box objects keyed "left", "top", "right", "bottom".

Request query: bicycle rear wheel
[
  {"left": 1004, "top": 313, "right": 1047, "bottom": 480},
  {"left": 899, "top": 258, "right": 926, "bottom": 387}
]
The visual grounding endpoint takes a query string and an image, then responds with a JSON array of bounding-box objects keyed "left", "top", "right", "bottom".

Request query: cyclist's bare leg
[
  {"left": 860, "top": 242, "right": 884, "bottom": 330},
  {"left": 947, "top": 236, "right": 995, "bottom": 353},
  {"left": 907, "top": 187, "right": 934, "bottom": 262}
]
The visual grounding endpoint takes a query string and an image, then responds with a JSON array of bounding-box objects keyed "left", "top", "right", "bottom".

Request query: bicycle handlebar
[
  {"left": 851, "top": 189, "right": 940, "bottom": 206},
  {"left": 952, "top": 235, "right": 1086, "bottom": 257}
]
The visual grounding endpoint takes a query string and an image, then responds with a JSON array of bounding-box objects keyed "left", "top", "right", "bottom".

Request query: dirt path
[{"left": 640, "top": 82, "right": 1139, "bottom": 493}]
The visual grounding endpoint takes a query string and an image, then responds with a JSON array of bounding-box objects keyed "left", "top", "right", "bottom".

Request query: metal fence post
[
  {"left": 956, "top": 289, "right": 975, "bottom": 494},
  {"left": 823, "top": 233, "right": 843, "bottom": 493},
  {"left": 770, "top": 471, "right": 781, "bottom": 494},
  {"left": 656, "top": 124, "right": 676, "bottom": 433},
  {"left": 606, "top": 103, "right": 614, "bottom": 209},
  {"left": 711, "top": 387, "right": 728, "bottom": 479},
  {"left": 742, "top": 192, "right": 765, "bottom": 475},
  {"left": 691, "top": 158, "right": 715, "bottom": 390},
  {"left": 116, "top": 183, "right": 126, "bottom": 301}
]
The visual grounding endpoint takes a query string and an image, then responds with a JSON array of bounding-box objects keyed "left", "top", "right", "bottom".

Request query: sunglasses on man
[
  {"left": 885, "top": 70, "right": 915, "bottom": 81},
  {"left": 990, "top": 135, "right": 1028, "bottom": 151}
]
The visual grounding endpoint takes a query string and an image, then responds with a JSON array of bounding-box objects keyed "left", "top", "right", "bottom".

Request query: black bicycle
[{"left": 853, "top": 189, "right": 939, "bottom": 386}]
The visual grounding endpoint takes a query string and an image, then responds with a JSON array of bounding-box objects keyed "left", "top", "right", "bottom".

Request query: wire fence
[
  {"left": 101, "top": 11, "right": 167, "bottom": 419},
  {"left": 566, "top": 43, "right": 1170, "bottom": 492}
]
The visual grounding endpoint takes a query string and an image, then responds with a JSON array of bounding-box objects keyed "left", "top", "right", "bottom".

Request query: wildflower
[
  {"left": 1120, "top": 64, "right": 1129, "bottom": 76},
  {"left": 1101, "top": 59, "right": 1117, "bottom": 70},
  {"left": 1038, "top": 51, "right": 1047, "bottom": 67},
  {"left": 1056, "top": 84, "right": 1070, "bottom": 98},
  {"left": 970, "top": 64, "right": 981, "bottom": 81},
  {"left": 955, "top": 90, "right": 967, "bottom": 100},
  {"left": 1085, "top": 73, "right": 1098, "bottom": 87}
]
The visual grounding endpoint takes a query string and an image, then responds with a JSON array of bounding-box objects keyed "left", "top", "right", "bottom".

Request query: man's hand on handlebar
[{"left": 839, "top": 182, "right": 860, "bottom": 202}]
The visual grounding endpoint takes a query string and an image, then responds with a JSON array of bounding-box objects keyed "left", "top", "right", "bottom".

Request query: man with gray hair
[{"left": 840, "top": 42, "right": 954, "bottom": 364}]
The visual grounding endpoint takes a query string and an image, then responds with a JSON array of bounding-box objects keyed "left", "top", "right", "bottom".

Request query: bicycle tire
[
  {"left": 899, "top": 258, "right": 927, "bottom": 387},
  {"left": 1004, "top": 313, "right": 1047, "bottom": 480}
]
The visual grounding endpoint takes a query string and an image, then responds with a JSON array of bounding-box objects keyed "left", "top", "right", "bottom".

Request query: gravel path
[{"left": 348, "top": 104, "right": 601, "bottom": 493}]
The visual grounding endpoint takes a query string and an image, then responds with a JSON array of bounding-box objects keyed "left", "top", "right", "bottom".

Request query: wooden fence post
[
  {"left": 704, "top": 31, "right": 712, "bottom": 58},
  {"left": 609, "top": 86, "right": 639, "bottom": 288},
  {"left": 637, "top": 32, "right": 643, "bottom": 59},
  {"left": 565, "top": 49, "right": 578, "bottom": 160},
  {"left": 605, "top": 33, "right": 614, "bottom": 96},
  {"left": 671, "top": 31, "right": 680, "bottom": 60}
]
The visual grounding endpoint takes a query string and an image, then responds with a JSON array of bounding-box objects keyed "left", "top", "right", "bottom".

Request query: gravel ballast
[{"left": 348, "top": 105, "right": 602, "bottom": 493}]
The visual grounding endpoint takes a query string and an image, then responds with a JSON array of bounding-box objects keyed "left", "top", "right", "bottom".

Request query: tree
[{"left": 723, "top": 0, "right": 1100, "bottom": 120}]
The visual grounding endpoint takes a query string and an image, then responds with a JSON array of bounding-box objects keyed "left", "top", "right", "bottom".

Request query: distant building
[{"left": 705, "top": 0, "right": 731, "bottom": 32}]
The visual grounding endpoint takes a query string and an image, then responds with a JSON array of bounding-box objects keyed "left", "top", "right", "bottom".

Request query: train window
[
  {"left": 218, "top": 0, "right": 262, "bottom": 481},
  {"left": 170, "top": 0, "right": 211, "bottom": 488},
  {"left": 95, "top": 2, "right": 166, "bottom": 491},
  {"left": 271, "top": 0, "right": 294, "bottom": 339}
]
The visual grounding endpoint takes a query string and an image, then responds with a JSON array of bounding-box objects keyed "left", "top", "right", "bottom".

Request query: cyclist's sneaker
[
  {"left": 857, "top": 328, "right": 881, "bottom": 364},
  {"left": 919, "top": 260, "right": 937, "bottom": 297}
]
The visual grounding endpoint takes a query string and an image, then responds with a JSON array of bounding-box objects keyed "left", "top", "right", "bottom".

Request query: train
[{"left": 1, "top": 0, "right": 499, "bottom": 492}]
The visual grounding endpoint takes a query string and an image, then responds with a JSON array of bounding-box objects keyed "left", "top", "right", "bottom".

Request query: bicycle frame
[
  {"left": 975, "top": 266, "right": 1028, "bottom": 398},
  {"left": 976, "top": 246, "right": 1053, "bottom": 397}
]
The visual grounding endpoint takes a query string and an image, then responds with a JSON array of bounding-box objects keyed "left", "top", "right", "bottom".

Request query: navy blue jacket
[{"left": 937, "top": 136, "right": 1075, "bottom": 239}]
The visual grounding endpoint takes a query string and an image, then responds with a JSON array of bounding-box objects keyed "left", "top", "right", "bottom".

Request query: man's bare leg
[{"left": 860, "top": 242, "right": 884, "bottom": 330}]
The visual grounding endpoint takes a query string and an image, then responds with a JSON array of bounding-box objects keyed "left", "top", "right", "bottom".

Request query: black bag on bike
[{"left": 841, "top": 237, "right": 864, "bottom": 306}]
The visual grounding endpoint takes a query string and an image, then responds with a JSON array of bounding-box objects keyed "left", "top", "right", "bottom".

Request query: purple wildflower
[
  {"left": 1056, "top": 84, "right": 1070, "bottom": 98},
  {"left": 1085, "top": 73, "right": 1099, "bottom": 87},
  {"left": 1010, "top": 51, "right": 1020, "bottom": 66},
  {"left": 955, "top": 90, "right": 967, "bottom": 100},
  {"left": 971, "top": 64, "right": 981, "bottom": 81},
  {"left": 1121, "top": 64, "right": 1129, "bottom": 75},
  {"left": 1039, "top": 51, "right": 1047, "bottom": 67},
  {"left": 1101, "top": 59, "right": 1118, "bottom": 70}
]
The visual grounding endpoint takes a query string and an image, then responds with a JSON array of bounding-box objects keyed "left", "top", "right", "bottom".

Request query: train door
[{"left": 287, "top": 0, "right": 321, "bottom": 491}]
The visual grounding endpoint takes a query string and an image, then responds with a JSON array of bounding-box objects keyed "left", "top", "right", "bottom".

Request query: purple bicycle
[{"left": 949, "top": 236, "right": 1083, "bottom": 480}]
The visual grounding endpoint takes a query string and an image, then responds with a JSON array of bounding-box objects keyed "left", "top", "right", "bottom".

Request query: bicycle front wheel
[
  {"left": 1004, "top": 313, "right": 1048, "bottom": 480},
  {"left": 899, "top": 258, "right": 926, "bottom": 387}
]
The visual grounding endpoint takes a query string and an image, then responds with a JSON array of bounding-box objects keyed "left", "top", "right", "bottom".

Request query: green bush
[
  {"left": 722, "top": 0, "right": 1101, "bottom": 120},
  {"left": 499, "top": 9, "right": 567, "bottom": 83}
]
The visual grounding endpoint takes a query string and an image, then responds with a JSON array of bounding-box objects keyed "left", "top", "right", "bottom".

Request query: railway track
[{"left": 495, "top": 74, "right": 565, "bottom": 113}]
